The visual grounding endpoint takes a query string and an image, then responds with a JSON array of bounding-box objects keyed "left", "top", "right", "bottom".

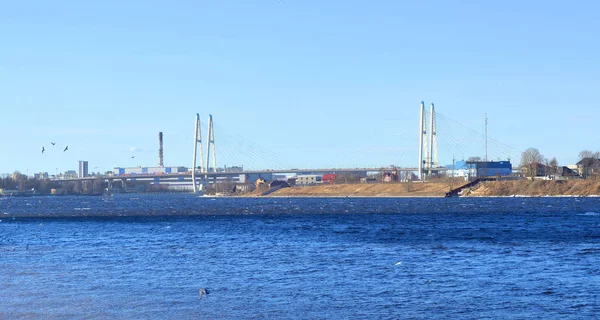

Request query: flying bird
[
  {"left": 51, "top": 142, "right": 56, "bottom": 145},
  {"left": 42, "top": 147, "right": 45, "bottom": 153},
  {"left": 63, "top": 146, "right": 68, "bottom": 152},
  {"left": 131, "top": 156, "right": 135, "bottom": 159}
]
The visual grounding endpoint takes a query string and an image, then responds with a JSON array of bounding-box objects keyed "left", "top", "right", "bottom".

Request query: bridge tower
[
  {"left": 418, "top": 102, "right": 427, "bottom": 180},
  {"left": 428, "top": 103, "right": 438, "bottom": 175},
  {"left": 192, "top": 113, "right": 204, "bottom": 193},
  {"left": 206, "top": 114, "right": 217, "bottom": 174}
]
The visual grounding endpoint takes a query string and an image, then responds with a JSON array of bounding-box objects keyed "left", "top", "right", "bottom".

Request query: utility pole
[{"left": 450, "top": 156, "right": 455, "bottom": 192}]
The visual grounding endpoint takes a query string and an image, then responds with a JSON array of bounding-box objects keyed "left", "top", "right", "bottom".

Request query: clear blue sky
[{"left": 1, "top": 0, "right": 599, "bottom": 175}]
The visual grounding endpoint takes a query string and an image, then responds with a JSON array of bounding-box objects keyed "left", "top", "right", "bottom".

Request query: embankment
[
  {"left": 267, "top": 182, "right": 454, "bottom": 197},
  {"left": 261, "top": 180, "right": 600, "bottom": 197},
  {"left": 466, "top": 179, "right": 600, "bottom": 197}
]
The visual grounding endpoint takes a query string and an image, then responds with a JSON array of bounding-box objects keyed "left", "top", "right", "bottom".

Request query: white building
[
  {"left": 296, "top": 174, "right": 322, "bottom": 185},
  {"left": 79, "top": 161, "right": 89, "bottom": 178}
]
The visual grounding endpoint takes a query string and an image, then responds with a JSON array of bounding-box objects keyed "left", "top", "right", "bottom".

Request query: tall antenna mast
[
  {"left": 485, "top": 113, "right": 488, "bottom": 162},
  {"left": 192, "top": 113, "right": 204, "bottom": 193}
]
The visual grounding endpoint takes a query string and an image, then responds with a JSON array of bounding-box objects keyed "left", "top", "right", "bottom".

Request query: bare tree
[
  {"left": 467, "top": 156, "right": 481, "bottom": 162},
  {"left": 520, "top": 148, "right": 544, "bottom": 179},
  {"left": 0, "top": 173, "right": 12, "bottom": 189},
  {"left": 548, "top": 157, "right": 559, "bottom": 176},
  {"left": 578, "top": 150, "right": 599, "bottom": 160}
]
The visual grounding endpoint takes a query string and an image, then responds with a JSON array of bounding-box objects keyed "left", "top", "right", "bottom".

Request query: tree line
[
  {"left": 519, "top": 148, "right": 599, "bottom": 179},
  {"left": 0, "top": 171, "right": 104, "bottom": 194}
]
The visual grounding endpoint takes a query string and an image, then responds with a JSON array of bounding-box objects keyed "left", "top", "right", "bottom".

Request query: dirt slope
[
  {"left": 467, "top": 180, "right": 600, "bottom": 196},
  {"left": 267, "top": 182, "right": 454, "bottom": 197},
  {"left": 260, "top": 180, "right": 600, "bottom": 197}
]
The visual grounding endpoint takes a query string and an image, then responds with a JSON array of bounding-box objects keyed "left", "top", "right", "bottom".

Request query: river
[{"left": 1, "top": 195, "right": 599, "bottom": 319}]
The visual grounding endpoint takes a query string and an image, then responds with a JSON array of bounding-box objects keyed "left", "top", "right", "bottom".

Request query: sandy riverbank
[
  {"left": 265, "top": 182, "right": 455, "bottom": 197},
  {"left": 252, "top": 180, "right": 600, "bottom": 197},
  {"left": 465, "top": 180, "right": 600, "bottom": 197}
]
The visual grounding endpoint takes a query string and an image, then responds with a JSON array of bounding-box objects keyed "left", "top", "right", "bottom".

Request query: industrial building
[
  {"left": 113, "top": 166, "right": 187, "bottom": 176},
  {"left": 474, "top": 161, "right": 512, "bottom": 177},
  {"left": 64, "top": 170, "right": 78, "bottom": 179},
  {"left": 446, "top": 160, "right": 512, "bottom": 179},
  {"left": 244, "top": 173, "right": 273, "bottom": 184},
  {"left": 322, "top": 174, "right": 337, "bottom": 184},
  {"left": 296, "top": 174, "right": 322, "bottom": 185},
  {"left": 33, "top": 172, "right": 49, "bottom": 180}
]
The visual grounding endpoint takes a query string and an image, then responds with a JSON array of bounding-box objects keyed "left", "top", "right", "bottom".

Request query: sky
[{"left": 1, "top": 0, "right": 599, "bottom": 175}]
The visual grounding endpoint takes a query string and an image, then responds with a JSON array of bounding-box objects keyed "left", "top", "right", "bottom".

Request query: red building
[{"left": 322, "top": 174, "right": 337, "bottom": 184}]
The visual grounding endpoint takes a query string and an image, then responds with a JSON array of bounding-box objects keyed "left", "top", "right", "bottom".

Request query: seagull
[
  {"left": 63, "top": 146, "right": 68, "bottom": 152},
  {"left": 42, "top": 147, "right": 45, "bottom": 153},
  {"left": 199, "top": 288, "right": 209, "bottom": 300},
  {"left": 51, "top": 142, "right": 56, "bottom": 145}
]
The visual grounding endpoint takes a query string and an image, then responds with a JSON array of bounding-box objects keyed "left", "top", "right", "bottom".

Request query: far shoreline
[{"left": 2, "top": 180, "right": 599, "bottom": 199}]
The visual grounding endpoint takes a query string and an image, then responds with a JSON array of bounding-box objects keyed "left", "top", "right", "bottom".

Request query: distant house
[
  {"left": 521, "top": 162, "right": 549, "bottom": 178},
  {"left": 576, "top": 158, "right": 600, "bottom": 178},
  {"left": 557, "top": 166, "right": 578, "bottom": 178}
]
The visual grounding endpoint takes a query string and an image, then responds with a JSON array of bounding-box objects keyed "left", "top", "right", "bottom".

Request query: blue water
[{"left": 1, "top": 195, "right": 600, "bottom": 319}]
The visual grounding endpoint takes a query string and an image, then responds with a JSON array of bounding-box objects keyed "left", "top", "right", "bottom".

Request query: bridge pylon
[
  {"left": 418, "top": 101, "right": 438, "bottom": 180},
  {"left": 192, "top": 113, "right": 204, "bottom": 193},
  {"left": 206, "top": 114, "right": 217, "bottom": 174},
  {"left": 428, "top": 103, "right": 438, "bottom": 176},
  {"left": 418, "top": 102, "right": 427, "bottom": 180}
]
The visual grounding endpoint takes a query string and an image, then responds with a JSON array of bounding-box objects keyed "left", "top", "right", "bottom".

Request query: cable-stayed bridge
[{"left": 56, "top": 102, "right": 518, "bottom": 191}]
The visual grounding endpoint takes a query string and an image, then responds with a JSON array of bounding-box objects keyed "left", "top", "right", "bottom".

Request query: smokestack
[{"left": 158, "top": 132, "right": 164, "bottom": 167}]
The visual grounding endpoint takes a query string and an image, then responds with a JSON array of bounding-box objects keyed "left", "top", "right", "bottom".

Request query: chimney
[{"left": 158, "top": 132, "right": 164, "bottom": 167}]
